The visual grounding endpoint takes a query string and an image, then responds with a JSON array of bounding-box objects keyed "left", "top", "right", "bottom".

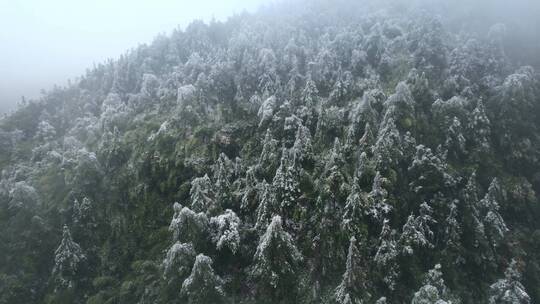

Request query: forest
[{"left": 0, "top": 0, "right": 539, "bottom": 303}]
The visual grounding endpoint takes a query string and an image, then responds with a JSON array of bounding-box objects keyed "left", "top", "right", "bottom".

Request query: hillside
[{"left": 1, "top": 0, "right": 539, "bottom": 303}]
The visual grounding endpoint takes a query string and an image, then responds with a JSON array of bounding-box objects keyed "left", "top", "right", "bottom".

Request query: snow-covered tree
[
  {"left": 210, "top": 209, "right": 241, "bottom": 254},
  {"left": 51, "top": 225, "right": 86, "bottom": 291},
  {"left": 444, "top": 200, "right": 462, "bottom": 252},
  {"left": 359, "top": 122, "right": 375, "bottom": 155},
  {"left": 342, "top": 176, "right": 369, "bottom": 237},
  {"left": 213, "top": 153, "right": 234, "bottom": 211},
  {"left": 8, "top": 181, "right": 40, "bottom": 211},
  {"left": 297, "top": 76, "right": 319, "bottom": 128},
  {"left": 489, "top": 259, "right": 530, "bottom": 304},
  {"left": 258, "top": 129, "right": 279, "bottom": 175},
  {"left": 311, "top": 196, "right": 345, "bottom": 285},
  {"left": 444, "top": 116, "right": 466, "bottom": 160},
  {"left": 273, "top": 148, "right": 300, "bottom": 216},
  {"left": 399, "top": 203, "right": 436, "bottom": 255},
  {"left": 72, "top": 197, "right": 95, "bottom": 228},
  {"left": 412, "top": 264, "right": 457, "bottom": 304},
  {"left": 190, "top": 174, "right": 216, "bottom": 214},
  {"left": 254, "top": 182, "right": 277, "bottom": 233},
  {"left": 334, "top": 236, "right": 370, "bottom": 304},
  {"left": 141, "top": 73, "right": 160, "bottom": 98},
  {"left": 251, "top": 216, "right": 302, "bottom": 301},
  {"left": 468, "top": 100, "right": 491, "bottom": 154},
  {"left": 374, "top": 219, "right": 399, "bottom": 290},
  {"left": 462, "top": 172, "right": 488, "bottom": 249},
  {"left": 181, "top": 254, "right": 225, "bottom": 304},
  {"left": 408, "top": 145, "right": 454, "bottom": 199},
  {"left": 168, "top": 203, "right": 208, "bottom": 248},
  {"left": 372, "top": 117, "right": 402, "bottom": 171},
  {"left": 291, "top": 123, "right": 313, "bottom": 164},
  {"left": 240, "top": 166, "right": 259, "bottom": 214},
  {"left": 162, "top": 242, "right": 196, "bottom": 285},
  {"left": 322, "top": 138, "right": 346, "bottom": 195},
  {"left": 480, "top": 178, "right": 508, "bottom": 247},
  {"left": 258, "top": 95, "right": 277, "bottom": 127},
  {"left": 35, "top": 120, "right": 57, "bottom": 142},
  {"left": 368, "top": 172, "right": 392, "bottom": 222}
]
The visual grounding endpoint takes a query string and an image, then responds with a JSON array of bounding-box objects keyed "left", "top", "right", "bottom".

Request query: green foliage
[{"left": 0, "top": 1, "right": 539, "bottom": 303}]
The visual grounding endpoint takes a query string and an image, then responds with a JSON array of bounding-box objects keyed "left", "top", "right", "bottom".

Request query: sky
[{"left": 0, "top": 0, "right": 273, "bottom": 114}]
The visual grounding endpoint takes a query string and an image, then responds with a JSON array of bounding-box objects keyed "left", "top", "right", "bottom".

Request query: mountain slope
[{"left": 1, "top": 1, "right": 539, "bottom": 303}]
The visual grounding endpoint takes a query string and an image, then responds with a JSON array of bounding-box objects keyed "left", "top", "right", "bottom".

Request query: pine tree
[
  {"left": 273, "top": 148, "right": 300, "bottom": 216},
  {"left": 480, "top": 178, "right": 508, "bottom": 248},
  {"left": 210, "top": 209, "right": 241, "bottom": 254},
  {"left": 291, "top": 123, "right": 313, "bottom": 165},
  {"left": 162, "top": 242, "right": 196, "bottom": 285},
  {"left": 489, "top": 259, "right": 531, "bottom": 304},
  {"left": 258, "top": 129, "right": 279, "bottom": 175},
  {"left": 72, "top": 197, "right": 96, "bottom": 231},
  {"left": 408, "top": 145, "right": 454, "bottom": 198},
  {"left": 251, "top": 216, "right": 302, "bottom": 302},
  {"left": 181, "top": 254, "right": 225, "bottom": 304},
  {"left": 190, "top": 174, "right": 216, "bottom": 214},
  {"left": 372, "top": 117, "right": 402, "bottom": 171},
  {"left": 469, "top": 100, "right": 491, "bottom": 154},
  {"left": 462, "top": 172, "right": 488, "bottom": 249},
  {"left": 214, "top": 153, "right": 234, "bottom": 211},
  {"left": 323, "top": 138, "right": 346, "bottom": 196},
  {"left": 411, "top": 264, "right": 457, "bottom": 304},
  {"left": 359, "top": 122, "right": 375, "bottom": 155},
  {"left": 374, "top": 219, "right": 399, "bottom": 290},
  {"left": 51, "top": 225, "right": 86, "bottom": 291},
  {"left": 254, "top": 182, "right": 277, "bottom": 233},
  {"left": 444, "top": 116, "right": 467, "bottom": 160},
  {"left": 311, "top": 196, "right": 345, "bottom": 285},
  {"left": 168, "top": 203, "right": 209, "bottom": 248},
  {"left": 443, "top": 200, "right": 462, "bottom": 254},
  {"left": 334, "top": 236, "right": 370, "bottom": 304},
  {"left": 368, "top": 172, "right": 392, "bottom": 222},
  {"left": 342, "top": 176, "right": 369, "bottom": 238},
  {"left": 297, "top": 76, "right": 319, "bottom": 128},
  {"left": 240, "top": 166, "right": 259, "bottom": 214},
  {"left": 399, "top": 203, "right": 435, "bottom": 256}
]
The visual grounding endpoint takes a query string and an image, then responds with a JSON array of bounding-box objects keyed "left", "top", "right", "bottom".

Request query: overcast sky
[{"left": 0, "top": 0, "right": 273, "bottom": 113}]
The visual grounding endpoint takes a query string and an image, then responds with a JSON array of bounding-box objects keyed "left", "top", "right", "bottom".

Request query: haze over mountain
[
  {"left": 0, "top": 0, "right": 274, "bottom": 114},
  {"left": 1, "top": 0, "right": 540, "bottom": 303}
]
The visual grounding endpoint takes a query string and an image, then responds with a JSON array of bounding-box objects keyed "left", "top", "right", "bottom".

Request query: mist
[
  {"left": 1, "top": 0, "right": 539, "bottom": 115},
  {"left": 0, "top": 0, "right": 274, "bottom": 114}
]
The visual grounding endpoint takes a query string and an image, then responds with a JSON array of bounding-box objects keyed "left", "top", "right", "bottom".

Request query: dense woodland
[{"left": 1, "top": 0, "right": 539, "bottom": 303}]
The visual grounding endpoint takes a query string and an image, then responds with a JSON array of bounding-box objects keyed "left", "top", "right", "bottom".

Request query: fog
[
  {"left": 0, "top": 0, "right": 274, "bottom": 114},
  {"left": 0, "top": 0, "right": 538, "bottom": 114}
]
